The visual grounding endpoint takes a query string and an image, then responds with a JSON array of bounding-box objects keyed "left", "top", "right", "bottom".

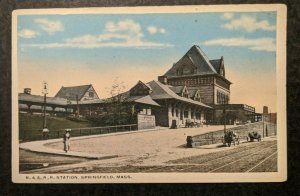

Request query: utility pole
[
  {"left": 262, "top": 110, "right": 265, "bottom": 138},
  {"left": 66, "top": 98, "right": 71, "bottom": 115},
  {"left": 223, "top": 95, "right": 227, "bottom": 134},
  {"left": 76, "top": 95, "right": 79, "bottom": 117},
  {"left": 42, "top": 81, "right": 48, "bottom": 129}
]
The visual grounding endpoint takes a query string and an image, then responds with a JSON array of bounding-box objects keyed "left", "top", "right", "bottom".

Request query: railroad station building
[
  {"left": 128, "top": 80, "right": 212, "bottom": 128},
  {"left": 158, "top": 45, "right": 260, "bottom": 124},
  {"left": 18, "top": 45, "right": 262, "bottom": 129}
]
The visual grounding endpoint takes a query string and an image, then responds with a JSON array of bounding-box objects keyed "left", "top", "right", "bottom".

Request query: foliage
[
  {"left": 88, "top": 77, "right": 136, "bottom": 126},
  {"left": 87, "top": 111, "right": 136, "bottom": 126},
  {"left": 66, "top": 116, "right": 89, "bottom": 123}
]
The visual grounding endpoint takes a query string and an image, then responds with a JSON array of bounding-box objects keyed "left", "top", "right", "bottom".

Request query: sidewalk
[{"left": 19, "top": 126, "right": 168, "bottom": 159}]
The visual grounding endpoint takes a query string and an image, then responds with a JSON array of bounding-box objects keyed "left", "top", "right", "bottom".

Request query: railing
[{"left": 19, "top": 124, "right": 138, "bottom": 142}]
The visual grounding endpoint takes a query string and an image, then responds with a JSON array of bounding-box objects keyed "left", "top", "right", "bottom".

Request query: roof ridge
[
  {"left": 154, "top": 80, "right": 178, "bottom": 97},
  {"left": 61, "top": 84, "right": 91, "bottom": 88},
  {"left": 153, "top": 80, "right": 211, "bottom": 108},
  {"left": 194, "top": 45, "right": 217, "bottom": 73}
]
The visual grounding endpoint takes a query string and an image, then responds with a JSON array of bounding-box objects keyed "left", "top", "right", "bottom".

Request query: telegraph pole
[
  {"left": 262, "top": 113, "right": 264, "bottom": 138},
  {"left": 223, "top": 96, "right": 227, "bottom": 134},
  {"left": 76, "top": 95, "right": 79, "bottom": 117},
  {"left": 42, "top": 81, "right": 48, "bottom": 129}
]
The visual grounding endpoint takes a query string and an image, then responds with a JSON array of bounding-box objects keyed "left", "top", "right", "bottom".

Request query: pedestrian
[
  {"left": 42, "top": 127, "right": 49, "bottom": 140},
  {"left": 63, "top": 129, "right": 71, "bottom": 152}
]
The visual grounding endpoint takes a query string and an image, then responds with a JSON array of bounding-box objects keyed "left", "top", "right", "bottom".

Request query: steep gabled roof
[
  {"left": 127, "top": 95, "right": 160, "bottom": 106},
  {"left": 55, "top": 84, "right": 93, "bottom": 101},
  {"left": 129, "top": 80, "right": 152, "bottom": 96},
  {"left": 187, "top": 86, "right": 200, "bottom": 98},
  {"left": 164, "top": 45, "right": 218, "bottom": 77},
  {"left": 169, "top": 86, "right": 185, "bottom": 94},
  {"left": 210, "top": 56, "right": 224, "bottom": 75},
  {"left": 104, "top": 91, "right": 160, "bottom": 107},
  {"left": 147, "top": 80, "right": 212, "bottom": 109},
  {"left": 187, "top": 89, "right": 198, "bottom": 98},
  {"left": 210, "top": 59, "right": 221, "bottom": 73}
]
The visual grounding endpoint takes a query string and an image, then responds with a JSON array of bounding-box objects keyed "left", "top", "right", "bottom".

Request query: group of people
[{"left": 42, "top": 128, "right": 71, "bottom": 152}]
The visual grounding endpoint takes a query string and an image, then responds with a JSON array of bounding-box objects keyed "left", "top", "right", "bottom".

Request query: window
[
  {"left": 147, "top": 108, "right": 152, "bottom": 115},
  {"left": 184, "top": 111, "right": 189, "bottom": 118},
  {"left": 195, "top": 112, "right": 200, "bottom": 120},
  {"left": 89, "top": 92, "right": 94, "bottom": 97}
]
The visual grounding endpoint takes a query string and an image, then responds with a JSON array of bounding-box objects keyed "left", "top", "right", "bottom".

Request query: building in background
[
  {"left": 262, "top": 106, "right": 277, "bottom": 124},
  {"left": 158, "top": 45, "right": 260, "bottom": 124},
  {"left": 55, "top": 84, "right": 100, "bottom": 102},
  {"left": 18, "top": 45, "right": 272, "bottom": 129}
]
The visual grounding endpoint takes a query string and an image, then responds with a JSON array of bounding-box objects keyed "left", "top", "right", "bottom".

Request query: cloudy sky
[{"left": 17, "top": 11, "right": 277, "bottom": 113}]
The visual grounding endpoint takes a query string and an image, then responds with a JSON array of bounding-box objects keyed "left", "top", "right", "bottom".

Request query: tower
[{"left": 158, "top": 45, "right": 231, "bottom": 106}]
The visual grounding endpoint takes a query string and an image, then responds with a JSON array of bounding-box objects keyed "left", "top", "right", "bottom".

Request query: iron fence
[{"left": 19, "top": 124, "right": 138, "bottom": 142}]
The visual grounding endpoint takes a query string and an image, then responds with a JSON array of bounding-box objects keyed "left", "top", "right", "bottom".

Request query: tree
[
  {"left": 87, "top": 78, "right": 135, "bottom": 126},
  {"left": 105, "top": 78, "right": 127, "bottom": 125}
]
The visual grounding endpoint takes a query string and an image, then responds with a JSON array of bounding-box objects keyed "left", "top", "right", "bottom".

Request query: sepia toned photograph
[{"left": 12, "top": 5, "right": 287, "bottom": 183}]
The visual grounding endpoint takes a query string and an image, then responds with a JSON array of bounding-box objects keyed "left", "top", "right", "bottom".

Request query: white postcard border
[{"left": 12, "top": 4, "right": 287, "bottom": 183}]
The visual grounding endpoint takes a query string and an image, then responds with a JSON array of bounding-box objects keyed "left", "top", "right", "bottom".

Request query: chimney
[
  {"left": 158, "top": 76, "right": 168, "bottom": 84},
  {"left": 24, "top": 88, "right": 31, "bottom": 95},
  {"left": 263, "top": 106, "right": 268, "bottom": 114}
]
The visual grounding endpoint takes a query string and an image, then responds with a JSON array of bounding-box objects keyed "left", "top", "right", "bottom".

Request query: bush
[
  {"left": 66, "top": 116, "right": 88, "bottom": 123},
  {"left": 86, "top": 112, "right": 136, "bottom": 126}
]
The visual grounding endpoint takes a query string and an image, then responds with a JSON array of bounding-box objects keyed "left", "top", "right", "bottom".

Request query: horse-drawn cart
[
  {"left": 247, "top": 131, "right": 261, "bottom": 142},
  {"left": 222, "top": 131, "right": 239, "bottom": 147}
]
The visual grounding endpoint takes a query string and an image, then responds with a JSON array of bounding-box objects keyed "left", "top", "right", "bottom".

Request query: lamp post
[
  {"left": 42, "top": 81, "right": 48, "bottom": 129},
  {"left": 66, "top": 98, "right": 72, "bottom": 115},
  {"left": 76, "top": 95, "right": 79, "bottom": 117}
]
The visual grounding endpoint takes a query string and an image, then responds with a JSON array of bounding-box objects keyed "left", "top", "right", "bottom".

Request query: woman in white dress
[{"left": 63, "top": 129, "right": 71, "bottom": 152}]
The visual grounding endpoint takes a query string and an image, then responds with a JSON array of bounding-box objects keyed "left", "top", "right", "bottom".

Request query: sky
[{"left": 17, "top": 11, "right": 277, "bottom": 113}]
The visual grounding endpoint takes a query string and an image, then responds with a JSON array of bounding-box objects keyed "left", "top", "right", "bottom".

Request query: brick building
[
  {"left": 158, "top": 45, "right": 259, "bottom": 124},
  {"left": 159, "top": 45, "right": 231, "bottom": 106}
]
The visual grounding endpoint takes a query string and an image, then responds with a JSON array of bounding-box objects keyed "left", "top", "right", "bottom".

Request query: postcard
[{"left": 12, "top": 4, "right": 287, "bottom": 183}]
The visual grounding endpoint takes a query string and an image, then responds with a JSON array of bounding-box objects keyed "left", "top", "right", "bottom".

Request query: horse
[
  {"left": 185, "top": 120, "right": 196, "bottom": 128},
  {"left": 223, "top": 131, "right": 239, "bottom": 147},
  {"left": 247, "top": 131, "right": 261, "bottom": 142}
]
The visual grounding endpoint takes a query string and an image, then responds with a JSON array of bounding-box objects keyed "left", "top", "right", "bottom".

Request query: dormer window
[
  {"left": 181, "top": 87, "right": 189, "bottom": 98},
  {"left": 220, "top": 68, "right": 224, "bottom": 76}
]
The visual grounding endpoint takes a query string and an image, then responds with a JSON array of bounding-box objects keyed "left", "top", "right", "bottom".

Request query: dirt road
[{"left": 45, "top": 125, "right": 236, "bottom": 166}]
